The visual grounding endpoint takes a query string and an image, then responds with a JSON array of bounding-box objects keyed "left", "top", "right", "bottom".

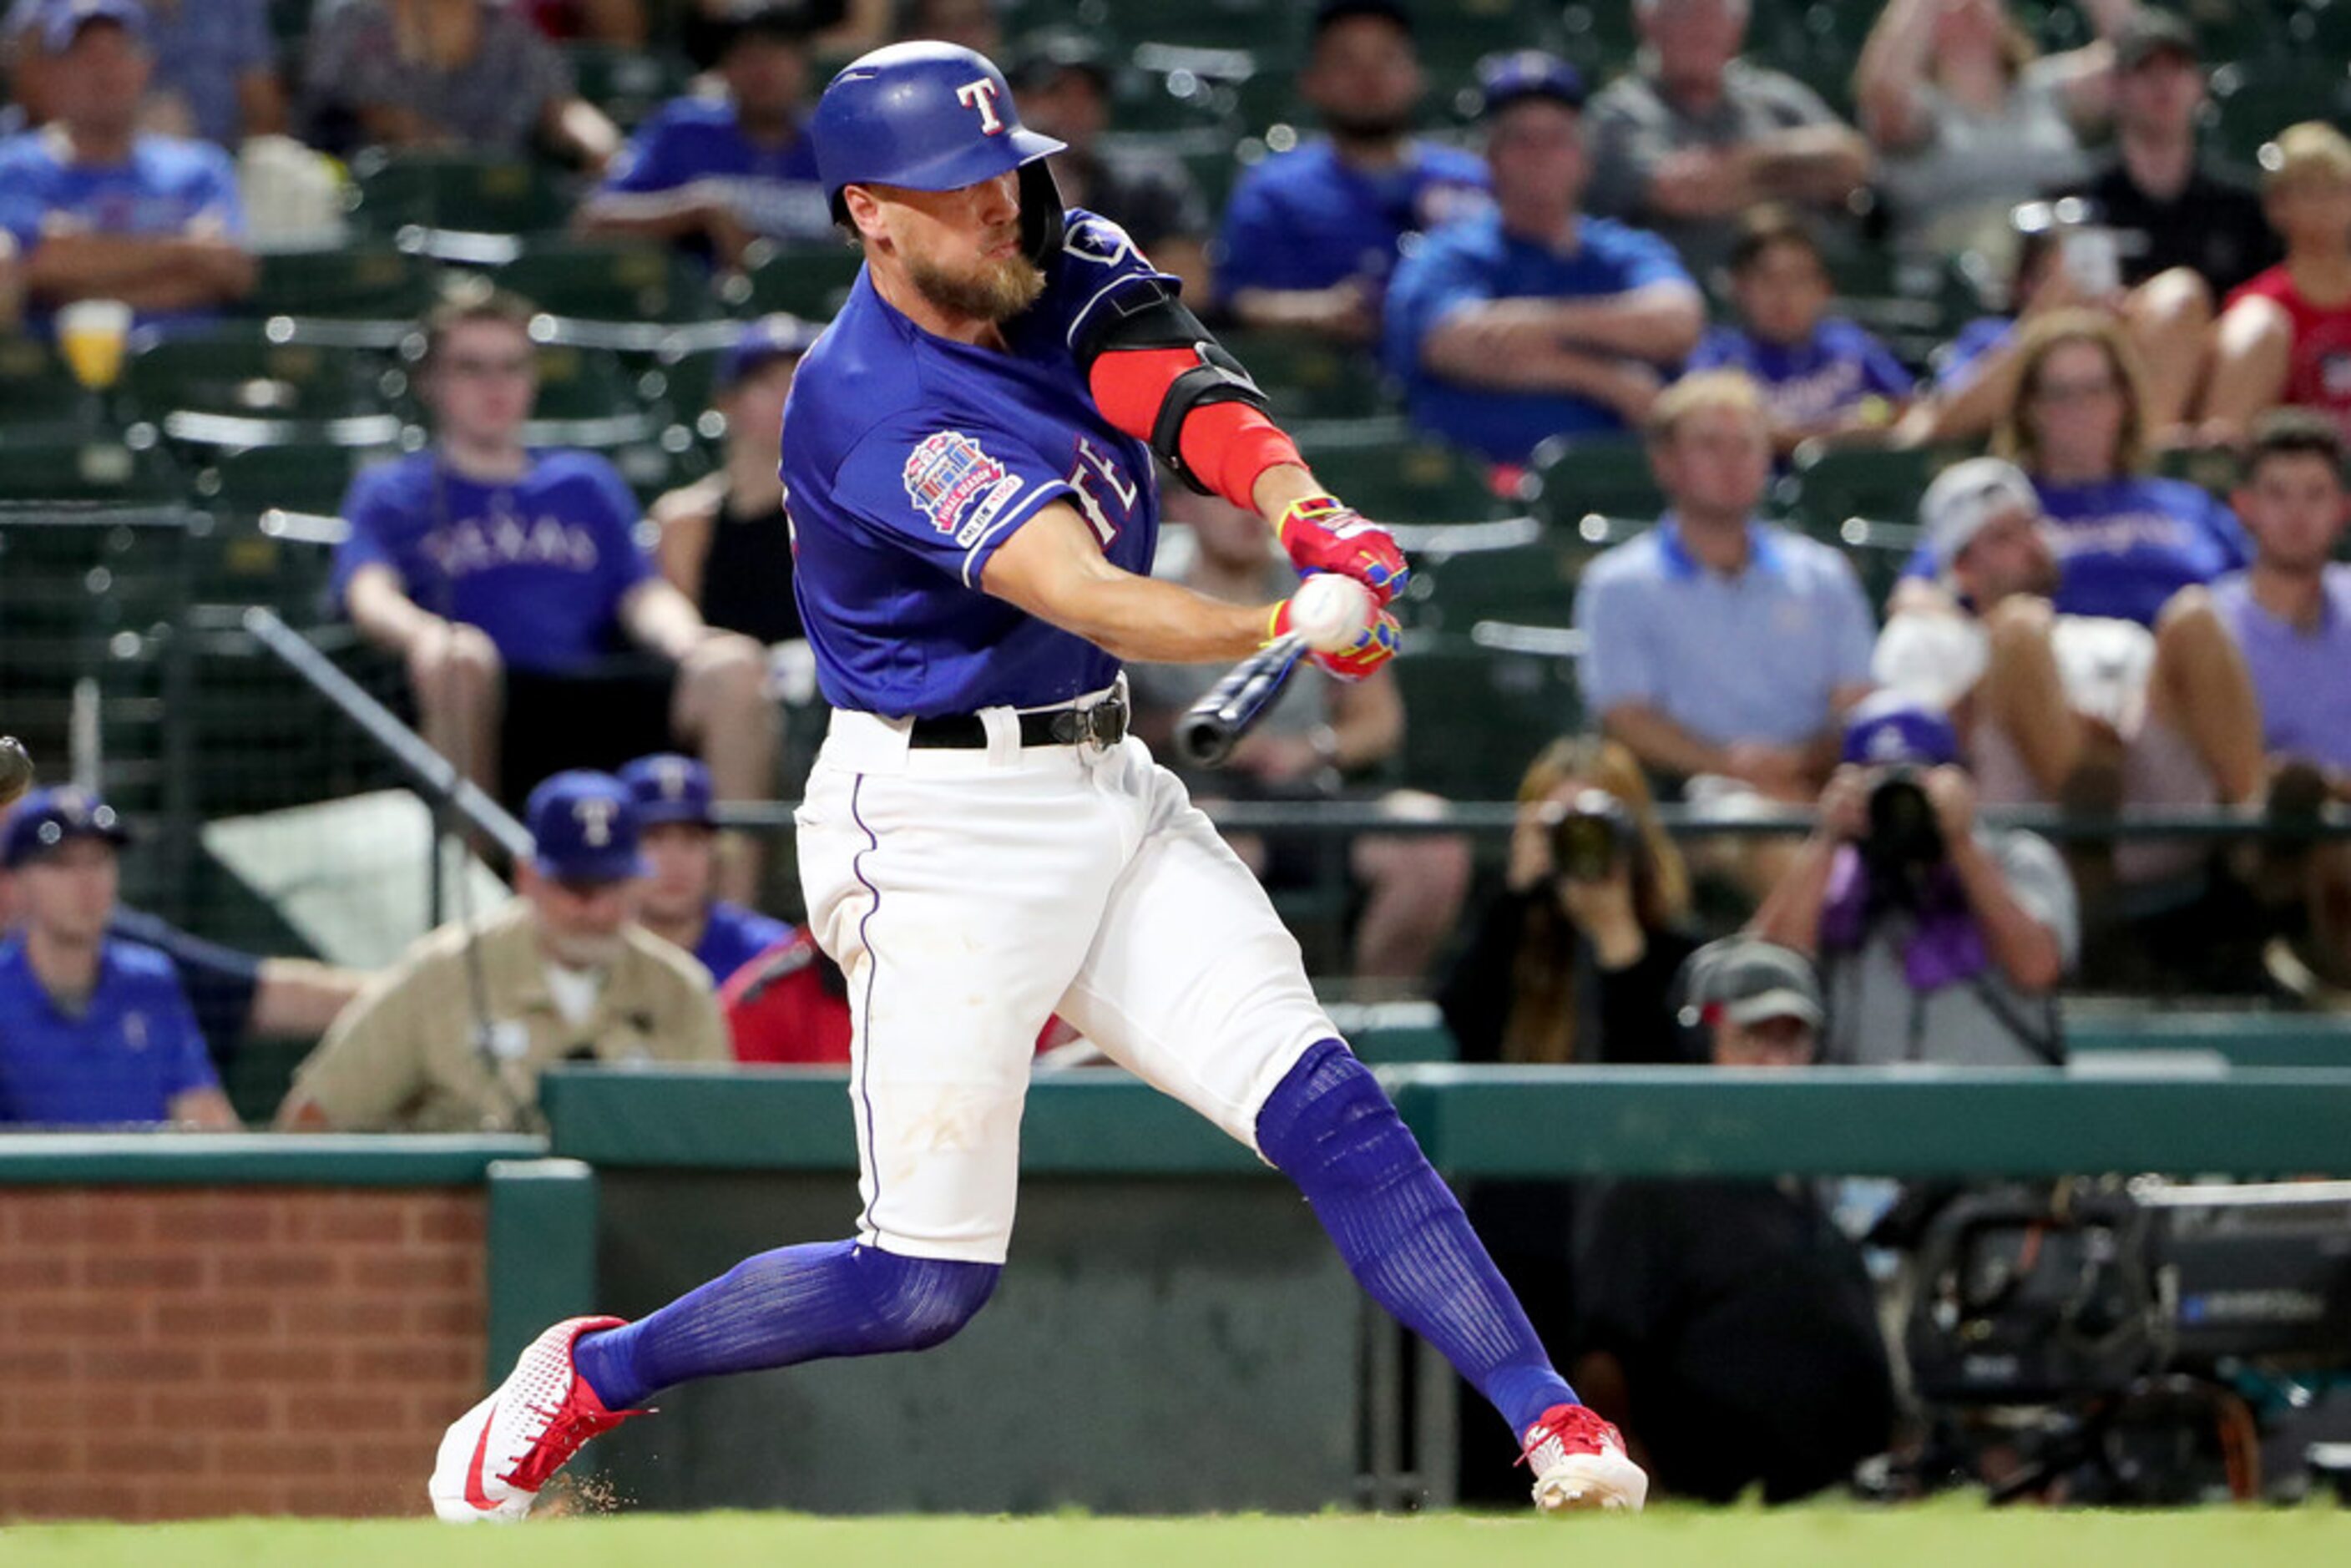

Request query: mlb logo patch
[{"left": 904, "top": 432, "right": 1010, "bottom": 537}]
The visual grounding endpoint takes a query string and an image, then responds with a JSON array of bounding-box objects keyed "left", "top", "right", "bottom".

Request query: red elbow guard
[{"left": 1088, "top": 347, "right": 1302, "bottom": 513}]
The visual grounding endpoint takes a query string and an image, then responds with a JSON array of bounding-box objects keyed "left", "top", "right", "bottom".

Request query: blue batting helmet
[{"left": 811, "top": 41, "right": 1066, "bottom": 262}]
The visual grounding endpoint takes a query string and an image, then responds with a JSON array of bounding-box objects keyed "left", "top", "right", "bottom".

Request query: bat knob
[{"left": 1173, "top": 711, "right": 1236, "bottom": 769}]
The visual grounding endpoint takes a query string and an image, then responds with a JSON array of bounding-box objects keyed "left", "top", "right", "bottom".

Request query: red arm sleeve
[{"left": 1088, "top": 346, "right": 1303, "bottom": 513}]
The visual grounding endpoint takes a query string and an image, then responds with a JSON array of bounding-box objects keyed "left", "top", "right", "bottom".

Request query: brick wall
[{"left": 0, "top": 1187, "right": 487, "bottom": 1521}]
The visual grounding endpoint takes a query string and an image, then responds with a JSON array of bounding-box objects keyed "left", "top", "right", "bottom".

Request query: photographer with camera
[
  {"left": 1750, "top": 694, "right": 2077, "bottom": 1065},
  {"left": 1439, "top": 736, "right": 1698, "bottom": 1065}
]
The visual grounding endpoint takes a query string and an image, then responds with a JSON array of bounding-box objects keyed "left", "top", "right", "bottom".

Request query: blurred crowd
[{"left": 3, "top": 0, "right": 2351, "bottom": 1507}]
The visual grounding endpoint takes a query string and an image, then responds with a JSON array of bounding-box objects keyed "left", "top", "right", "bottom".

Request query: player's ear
[{"left": 841, "top": 185, "right": 891, "bottom": 247}]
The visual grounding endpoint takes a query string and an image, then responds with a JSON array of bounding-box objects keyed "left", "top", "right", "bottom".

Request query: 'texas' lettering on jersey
[{"left": 903, "top": 431, "right": 1024, "bottom": 547}]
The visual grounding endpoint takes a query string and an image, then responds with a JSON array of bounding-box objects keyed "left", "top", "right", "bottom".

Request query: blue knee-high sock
[
  {"left": 572, "top": 1241, "right": 999, "bottom": 1410},
  {"left": 1257, "top": 1039, "right": 1578, "bottom": 1437}
]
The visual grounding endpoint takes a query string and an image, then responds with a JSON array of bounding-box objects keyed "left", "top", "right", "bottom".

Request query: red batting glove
[
  {"left": 1275, "top": 494, "right": 1409, "bottom": 605},
  {"left": 1267, "top": 589, "right": 1403, "bottom": 684}
]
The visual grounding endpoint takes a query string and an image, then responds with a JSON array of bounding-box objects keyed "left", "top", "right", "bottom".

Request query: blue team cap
[
  {"left": 3, "top": 787, "right": 130, "bottom": 869},
  {"left": 1474, "top": 50, "right": 1585, "bottom": 117},
  {"left": 42, "top": 0, "right": 148, "bottom": 55},
  {"left": 715, "top": 315, "right": 822, "bottom": 392},
  {"left": 526, "top": 771, "right": 650, "bottom": 883},
  {"left": 1840, "top": 691, "right": 1961, "bottom": 770},
  {"left": 619, "top": 753, "right": 716, "bottom": 828}
]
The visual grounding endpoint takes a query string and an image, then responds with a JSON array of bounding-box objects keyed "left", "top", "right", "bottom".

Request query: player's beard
[{"left": 908, "top": 249, "right": 1047, "bottom": 323}]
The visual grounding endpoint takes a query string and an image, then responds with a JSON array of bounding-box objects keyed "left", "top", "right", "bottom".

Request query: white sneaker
[
  {"left": 1520, "top": 1402, "right": 1650, "bottom": 1512},
  {"left": 428, "top": 1315, "right": 644, "bottom": 1524}
]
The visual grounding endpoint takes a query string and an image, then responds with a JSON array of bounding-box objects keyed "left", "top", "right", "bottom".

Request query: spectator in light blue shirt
[
  {"left": 1574, "top": 370, "right": 1878, "bottom": 805},
  {"left": 576, "top": 2, "right": 831, "bottom": 269},
  {"left": 1212, "top": 0, "right": 1489, "bottom": 343},
  {"left": 0, "top": 788, "right": 239, "bottom": 1129},
  {"left": 0, "top": 0, "right": 254, "bottom": 332},
  {"left": 0, "top": 0, "right": 291, "bottom": 147},
  {"left": 1382, "top": 51, "right": 1703, "bottom": 468}
]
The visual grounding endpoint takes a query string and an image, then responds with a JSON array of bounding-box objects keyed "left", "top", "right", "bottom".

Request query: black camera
[
  {"left": 1548, "top": 790, "right": 1638, "bottom": 883},
  {"left": 1863, "top": 766, "right": 1946, "bottom": 890}
]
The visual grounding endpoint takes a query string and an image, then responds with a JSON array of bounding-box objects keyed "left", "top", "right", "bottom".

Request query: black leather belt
[{"left": 908, "top": 691, "right": 1130, "bottom": 749}]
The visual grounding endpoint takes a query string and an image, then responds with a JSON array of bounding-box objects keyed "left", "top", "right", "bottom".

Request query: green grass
[{"left": 8, "top": 1509, "right": 2349, "bottom": 1568}]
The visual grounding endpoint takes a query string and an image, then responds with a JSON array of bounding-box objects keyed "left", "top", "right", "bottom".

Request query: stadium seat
[
  {"left": 1521, "top": 435, "right": 1666, "bottom": 526},
  {"left": 1393, "top": 638, "right": 1582, "bottom": 799},
  {"left": 348, "top": 149, "right": 579, "bottom": 238},
  {"left": 1223, "top": 327, "right": 1392, "bottom": 420},
  {"left": 0, "top": 427, "right": 188, "bottom": 505},
  {"left": 564, "top": 43, "right": 692, "bottom": 129},
  {"left": 127, "top": 325, "right": 397, "bottom": 428},
  {"left": 247, "top": 246, "right": 440, "bottom": 320},
  {"left": 197, "top": 441, "right": 401, "bottom": 522},
  {"left": 0, "top": 336, "right": 78, "bottom": 422},
  {"left": 1407, "top": 534, "right": 1580, "bottom": 631},
  {"left": 1292, "top": 422, "right": 1506, "bottom": 524},
  {"left": 725, "top": 245, "right": 866, "bottom": 319},
  {"left": 2207, "top": 64, "right": 2348, "bottom": 168},
  {"left": 1779, "top": 443, "right": 1939, "bottom": 532},
  {"left": 493, "top": 241, "right": 718, "bottom": 323}
]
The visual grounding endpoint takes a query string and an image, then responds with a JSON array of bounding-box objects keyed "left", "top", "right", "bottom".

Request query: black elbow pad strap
[{"left": 1078, "top": 283, "right": 1269, "bottom": 493}]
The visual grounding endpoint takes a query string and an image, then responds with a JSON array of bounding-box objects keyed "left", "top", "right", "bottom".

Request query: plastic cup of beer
[{"left": 58, "top": 298, "right": 133, "bottom": 392}]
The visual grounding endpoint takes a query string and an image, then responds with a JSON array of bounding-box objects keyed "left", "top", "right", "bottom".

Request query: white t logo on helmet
[
  {"left": 956, "top": 78, "right": 1005, "bottom": 134},
  {"left": 574, "top": 797, "right": 619, "bottom": 847}
]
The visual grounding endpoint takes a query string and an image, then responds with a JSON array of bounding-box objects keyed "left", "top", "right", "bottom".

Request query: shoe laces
[
  {"left": 502, "top": 1396, "right": 637, "bottom": 1491},
  {"left": 1515, "top": 1403, "right": 1617, "bottom": 1469}
]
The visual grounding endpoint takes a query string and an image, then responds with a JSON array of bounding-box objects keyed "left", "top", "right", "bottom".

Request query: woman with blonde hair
[
  {"left": 1438, "top": 735, "right": 1698, "bottom": 1065},
  {"left": 1984, "top": 308, "right": 2247, "bottom": 627}
]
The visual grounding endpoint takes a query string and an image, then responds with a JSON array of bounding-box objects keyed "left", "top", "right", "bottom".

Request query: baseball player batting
[{"left": 431, "top": 41, "right": 1645, "bottom": 1520}]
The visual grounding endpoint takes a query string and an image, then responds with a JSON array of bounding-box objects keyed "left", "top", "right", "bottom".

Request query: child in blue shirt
[{"left": 1688, "top": 205, "right": 1913, "bottom": 456}]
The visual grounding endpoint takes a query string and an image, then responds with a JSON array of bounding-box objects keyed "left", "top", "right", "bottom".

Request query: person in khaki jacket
[{"left": 276, "top": 771, "right": 728, "bottom": 1133}]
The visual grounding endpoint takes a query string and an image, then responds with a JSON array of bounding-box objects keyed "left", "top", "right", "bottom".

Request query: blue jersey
[
  {"left": 781, "top": 210, "right": 1167, "bottom": 717},
  {"left": 695, "top": 901, "right": 793, "bottom": 987},
  {"left": 0, "top": 128, "right": 245, "bottom": 332},
  {"left": 0, "top": 935, "right": 218, "bottom": 1126},
  {"left": 1902, "top": 473, "right": 2250, "bottom": 626},
  {"left": 1216, "top": 138, "right": 1490, "bottom": 296},
  {"left": 1383, "top": 210, "right": 1695, "bottom": 464},
  {"left": 1690, "top": 317, "right": 1914, "bottom": 427},
  {"left": 599, "top": 97, "right": 832, "bottom": 246},
  {"left": 331, "top": 449, "right": 655, "bottom": 675}
]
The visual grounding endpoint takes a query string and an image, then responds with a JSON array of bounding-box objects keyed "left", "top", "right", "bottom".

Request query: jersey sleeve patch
[{"left": 902, "top": 431, "right": 1028, "bottom": 548}]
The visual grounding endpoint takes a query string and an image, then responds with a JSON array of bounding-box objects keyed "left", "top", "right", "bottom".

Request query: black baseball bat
[{"left": 1174, "top": 633, "right": 1307, "bottom": 767}]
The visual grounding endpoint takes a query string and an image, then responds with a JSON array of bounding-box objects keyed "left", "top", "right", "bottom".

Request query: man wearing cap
[
  {"left": 1214, "top": 0, "right": 1489, "bottom": 344},
  {"left": 651, "top": 314, "right": 817, "bottom": 651},
  {"left": 619, "top": 751, "right": 789, "bottom": 988},
  {"left": 1876, "top": 456, "right": 2261, "bottom": 886},
  {"left": 276, "top": 771, "right": 726, "bottom": 1134},
  {"left": 0, "top": 0, "right": 255, "bottom": 331},
  {"left": 577, "top": 0, "right": 832, "bottom": 267},
  {"left": 0, "top": 787, "right": 239, "bottom": 1128},
  {"left": 1583, "top": 0, "right": 1871, "bottom": 278},
  {"left": 1567, "top": 933, "right": 1897, "bottom": 1504},
  {"left": 1383, "top": 50, "right": 1704, "bottom": 467},
  {"left": 1751, "top": 693, "right": 2079, "bottom": 1067},
  {"left": 1008, "top": 29, "right": 1211, "bottom": 301},
  {"left": 2046, "top": 12, "right": 2277, "bottom": 302}
]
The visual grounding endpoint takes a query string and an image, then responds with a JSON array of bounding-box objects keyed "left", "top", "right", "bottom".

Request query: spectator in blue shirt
[
  {"left": 0, "top": 788, "right": 238, "bottom": 1129},
  {"left": 1574, "top": 370, "right": 1878, "bottom": 806},
  {"left": 12, "top": 0, "right": 295, "bottom": 148},
  {"left": 1382, "top": 52, "right": 1703, "bottom": 468},
  {"left": 619, "top": 752, "right": 788, "bottom": 989},
  {"left": 1898, "top": 310, "right": 2249, "bottom": 628},
  {"left": 0, "top": 0, "right": 254, "bottom": 332},
  {"left": 576, "top": 1, "right": 830, "bottom": 269},
  {"left": 1212, "top": 0, "right": 1489, "bottom": 343},
  {"left": 332, "top": 281, "right": 776, "bottom": 900},
  {"left": 1688, "top": 204, "right": 1914, "bottom": 455}
]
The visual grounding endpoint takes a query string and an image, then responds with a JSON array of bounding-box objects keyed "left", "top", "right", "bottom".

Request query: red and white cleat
[
  {"left": 429, "top": 1315, "right": 645, "bottom": 1524},
  {"left": 1519, "top": 1402, "right": 1649, "bottom": 1513}
]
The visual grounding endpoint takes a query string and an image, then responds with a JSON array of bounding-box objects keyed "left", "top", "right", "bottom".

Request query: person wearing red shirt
[{"left": 2202, "top": 122, "right": 2351, "bottom": 443}]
